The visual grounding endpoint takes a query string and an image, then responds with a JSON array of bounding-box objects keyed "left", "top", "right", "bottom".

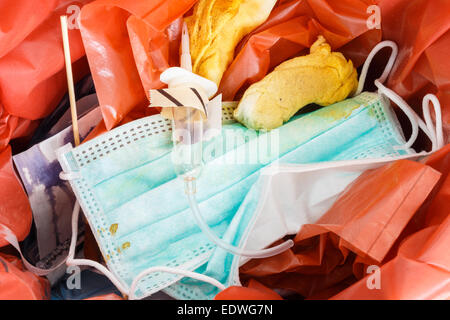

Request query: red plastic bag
[
  {"left": 0, "top": 0, "right": 93, "bottom": 249},
  {"left": 79, "top": 0, "right": 197, "bottom": 130},
  {"left": 215, "top": 279, "right": 283, "bottom": 301},
  {"left": 0, "top": 1, "right": 92, "bottom": 151},
  {"left": 0, "top": 0, "right": 91, "bottom": 121},
  {"left": 423, "top": 145, "right": 450, "bottom": 227},
  {"left": 0, "top": 254, "right": 50, "bottom": 300},
  {"left": 0, "top": 0, "right": 58, "bottom": 59},
  {"left": 332, "top": 215, "right": 450, "bottom": 300},
  {"left": 378, "top": 0, "right": 450, "bottom": 137},
  {"left": 329, "top": 144, "right": 450, "bottom": 299},
  {"left": 0, "top": 147, "right": 32, "bottom": 248},
  {"left": 239, "top": 160, "right": 442, "bottom": 298}
]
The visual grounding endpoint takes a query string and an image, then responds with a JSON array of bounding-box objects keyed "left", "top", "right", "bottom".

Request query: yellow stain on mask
[
  {"left": 117, "top": 242, "right": 130, "bottom": 254},
  {"left": 317, "top": 100, "right": 361, "bottom": 122},
  {"left": 109, "top": 223, "right": 118, "bottom": 236}
]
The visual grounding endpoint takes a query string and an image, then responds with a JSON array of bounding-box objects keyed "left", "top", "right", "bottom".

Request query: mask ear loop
[
  {"left": 67, "top": 199, "right": 226, "bottom": 300},
  {"left": 375, "top": 80, "right": 421, "bottom": 150},
  {"left": 128, "top": 267, "right": 226, "bottom": 300},
  {"left": 375, "top": 80, "right": 444, "bottom": 152},
  {"left": 355, "top": 41, "right": 399, "bottom": 96},
  {"left": 67, "top": 201, "right": 130, "bottom": 295},
  {"left": 184, "top": 184, "right": 294, "bottom": 259},
  {"left": 356, "top": 40, "right": 444, "bottom": 152},
  {"left": 423, "top": 94, "right": 444, "bottom": 150}
]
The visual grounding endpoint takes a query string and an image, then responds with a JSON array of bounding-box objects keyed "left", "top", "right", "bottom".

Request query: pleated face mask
[{"left": 57, "top": 41, "right": 443, "bottom": 300}]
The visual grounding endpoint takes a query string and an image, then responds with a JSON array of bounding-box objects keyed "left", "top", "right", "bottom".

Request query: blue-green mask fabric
[{"left": 58, "top": 92, "right": 413, "bottom": 299}]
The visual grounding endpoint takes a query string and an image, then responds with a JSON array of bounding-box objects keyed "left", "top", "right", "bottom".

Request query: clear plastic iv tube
[
  {"left": 173, "top": 22, "right": 293, "bottom": 259},
  {"left": 184, "top": 178, "right": 294, "bottom": 259}
]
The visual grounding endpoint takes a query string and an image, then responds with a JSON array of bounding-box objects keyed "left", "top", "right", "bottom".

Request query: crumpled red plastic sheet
[
  {"left": 0, "top": 109, "right": 38, "bottom": 152},
  {"left": 422, "top": 145, "right": 450, "bottom": 227},
  {"left": 237, "top": 160, "right": 442, "bottom": 299},
  {"left": 0, "top": 0, "right": 92, "bottom": 122},
  {"left": 0, "top": 0, "right": 94, "bottom": 249},
  {"left": 378, "top": 0, "right": 450, "bottom": 139},
  {"left": 84, "top": 293, "right": 124, "bottom": 300},
  {"left": 329, "top": 144, "right": 450, "bottom": 299},
  {"left": 0, "top": 254, "right": 50, "bottom": 300},
  {"left": 79, "top": 0, "right": 197, "bottom": 130},
  {"left": 0, "top": 0, "right": 449, "bottom": 300},
  {"left": 0, "top": 147, "right": 32, "bottom": 248},
  {"left": 215, "top": 279, "right": 283, "bottom": 301},
  {"left": 332, "top": 215, "right": 450, "bottom": 300}
]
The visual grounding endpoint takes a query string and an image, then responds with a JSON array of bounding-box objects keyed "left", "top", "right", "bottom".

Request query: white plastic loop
[
  {"left": 355, "top": 40, "right": 398, "bottom": 96},
  {"left": 357, "top": 40, "right": 444, "bottom": 152},
  {"left": 67, "top": 201, "right": 130, "bottom": 295},
  {"left": 375, "top": 80, "right": 420, "bottom": 151},
  {"left": 375, "top": 81, "right": 444, "bottom": 152},
  {"left": 66, "top": 201, "right": 226, "bottom": 300},
  {"left": 186, "top": 181, "right": 294, "bottom": 259},
  {"left": 423, "top": 94, "right": 444, "bottom": 150},
  {"left": 59, "top": 171, "right": 81, "bottom": 181},
  {"left": 129, "top": 267, "right": 226, "bottom": 300}
]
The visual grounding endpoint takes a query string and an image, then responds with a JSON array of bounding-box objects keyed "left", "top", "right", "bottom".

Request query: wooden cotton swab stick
[{"left": 60, "top": 15, "right": 80, "bottom": 147}]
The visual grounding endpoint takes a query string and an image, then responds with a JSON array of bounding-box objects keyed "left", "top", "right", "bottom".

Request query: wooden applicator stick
[{"left": 60, "top": 15, "right": 80, "bottom": 146}]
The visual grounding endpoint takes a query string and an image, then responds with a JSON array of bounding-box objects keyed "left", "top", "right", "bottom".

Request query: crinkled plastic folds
[
  {"left": 0, "top": 0, "right": 93, "bottom": 248},
  {"left": 332, "top": 215, "right": 450, "bottom": 300},
  {"left": 0, "top": 0, "right": 92, "bottom": 122},
  {"left": 79, "top": 0, "right": 197, "bottom": 130},
  {"left": 84, "top": 293, "right": 124, "bottom": 300},
  {"left": 329, "top": 145, "right": 450, "bottom": 300},
  {"left": 0, "top": 254, "right": 50, "bottom": 300},
  {"left": 0, "top": 147, "right": 32, "bottom": 248},
  {"left": 379, "top": 0, "right": 450, "bottom": 136},
  {"left": 237, "top": 160, "right": 442, "bottom": 299},
  {"left": 0, "top": 0, "right": 449, "bottom": 300},
  {"left": 215, "top": 279, "right": 283, "bottom": 301}
]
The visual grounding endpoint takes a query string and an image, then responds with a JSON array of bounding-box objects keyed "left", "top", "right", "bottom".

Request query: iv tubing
[{"left": 185, "top": 179, "right": 294, "bottom": 259}]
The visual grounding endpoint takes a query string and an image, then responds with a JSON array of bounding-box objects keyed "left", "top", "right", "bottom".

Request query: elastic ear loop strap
[
  {"left": 355, "top": 41, "right": 398, "bottom": 97},
  {"left": 356, "top": 41, "right": 444, "bottom": 152},
  {"left": 63, "top": 173, "right": 226, "bottom": 299},
  {"left": 375, "top": 81, "right": 443, "bottom": 151}
]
